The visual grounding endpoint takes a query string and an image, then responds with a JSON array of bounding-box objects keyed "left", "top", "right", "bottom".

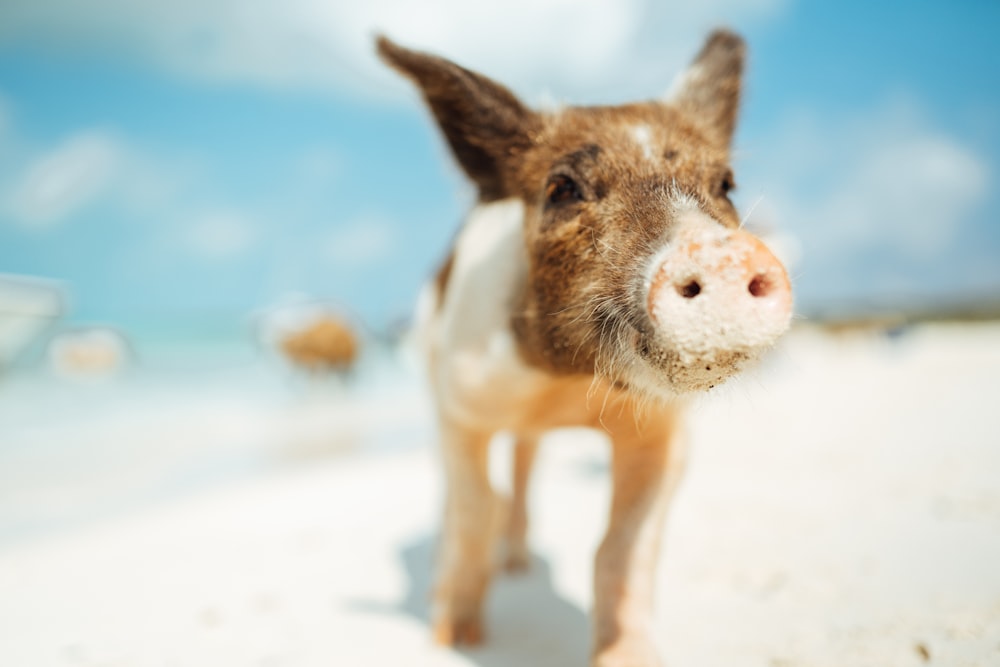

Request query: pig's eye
[
  {"left": 545, "top": 175, "right": 583, "bottom": 205},
  {"left": 719, "top": 172, "right": 735, "bottom": 197}
]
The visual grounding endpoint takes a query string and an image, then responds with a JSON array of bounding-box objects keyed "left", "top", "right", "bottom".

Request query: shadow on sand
[{"left": 352, "top": 534, "right": 591, "bottom": 666}]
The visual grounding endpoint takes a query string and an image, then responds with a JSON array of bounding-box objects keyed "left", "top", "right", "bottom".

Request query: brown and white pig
[{"left": 378, "top": 30, "right": 792, "bottom": 667}]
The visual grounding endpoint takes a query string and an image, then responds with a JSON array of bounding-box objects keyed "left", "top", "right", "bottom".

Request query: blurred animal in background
[
  {"left": 256, "top": 299, "right": 362, "bottom": 377},
  {"left": 279, "top": 314, "right": 360, "bottom": 374},
  {"left": 48, "top": 327, "right": 130, "bottom": 378},
  {"left": 380, "top": 29, "right": 792, "bottom": 667}
]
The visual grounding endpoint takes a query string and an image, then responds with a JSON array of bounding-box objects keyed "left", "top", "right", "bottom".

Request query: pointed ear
[
  {"left": 377, "top": 36, "right": 540, "bottom": 201},
  {"left": 668, "top": 30, "right": 745, "bottom": 147}
]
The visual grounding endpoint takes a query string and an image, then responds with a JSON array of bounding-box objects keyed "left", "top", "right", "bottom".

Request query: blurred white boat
[{"left": 0, "top": 273, "right": 65, "bottom": 369}]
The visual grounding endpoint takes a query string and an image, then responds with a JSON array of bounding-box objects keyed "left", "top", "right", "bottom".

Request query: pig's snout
[{"left": 645, "top": 225, "right": 792, "bottom": 391}]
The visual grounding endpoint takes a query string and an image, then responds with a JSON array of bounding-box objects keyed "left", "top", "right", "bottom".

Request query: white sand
[{"left": 1, "top": 322, "right": 999, "bottom": 666}]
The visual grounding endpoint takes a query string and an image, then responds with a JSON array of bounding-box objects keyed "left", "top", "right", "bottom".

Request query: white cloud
[
  {"left": 1, "top": 127, "right": 194, "bottom": 229},
  {"left": 739, "top": 96, "right": 992, "bottom": 301},
  {"left": 323, "top": 216, "right": 395, "bottom": 266},
  {"left": 0, "top": 0, "right": 786, "bottom": 102},
  {"left": 835, "top": 134, "right": 987, "bottom": 256},
  {"left": 186, "top": 210, "right": 257, "bottom": 258},
  {"left": 5, "top": 130, "right": 126, "bottom": 228}
]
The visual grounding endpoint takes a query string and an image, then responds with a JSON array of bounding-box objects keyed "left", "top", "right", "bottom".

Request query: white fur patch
[
  {"left": 630, "top": 124, "right": 655, "bottom": 161},
  {"left": 438, "top": 199, "right": 525, "bottom": 348},
  {"left": 424, "top": 199, "right": 548, "bottom": 426}
]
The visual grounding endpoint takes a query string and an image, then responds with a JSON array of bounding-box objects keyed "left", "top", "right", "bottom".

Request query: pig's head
[{"left": 379, "top": 31, "right": 792, "bottom": 398}]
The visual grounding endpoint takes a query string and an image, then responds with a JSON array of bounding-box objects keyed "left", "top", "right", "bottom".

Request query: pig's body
[{"left": 380, "top": 31, "right": 791, "bottom": 667}]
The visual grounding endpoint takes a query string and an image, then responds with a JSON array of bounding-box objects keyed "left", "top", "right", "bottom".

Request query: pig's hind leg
[
  {"left": 433, "top": 419, "right": 500, "bottom": 646},
  {"left": 504, "top": 434, "right": 540, "bottom": 572}
]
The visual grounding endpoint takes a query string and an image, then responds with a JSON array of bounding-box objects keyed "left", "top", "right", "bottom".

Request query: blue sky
[{"left": 0, "top": 0, "right": 998, "bottom": 340}]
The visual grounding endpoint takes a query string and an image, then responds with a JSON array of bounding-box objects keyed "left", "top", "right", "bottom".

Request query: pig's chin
[
  {"left": 651, "top": 343, "right": 757, "bottom": 394},
  {"left": 618, "top": 334, "right": 768, "bottom": 399},
  {"left": 619, "top": 288, "right": 792, "bottom": 397}
]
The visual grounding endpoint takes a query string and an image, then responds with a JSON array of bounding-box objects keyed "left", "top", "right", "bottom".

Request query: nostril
[
  {"left": 748, "top": 274, "right": 771, "bottom": 298},
  {"left": 675, "top": 279, "right": 701, "bottom": 299}
]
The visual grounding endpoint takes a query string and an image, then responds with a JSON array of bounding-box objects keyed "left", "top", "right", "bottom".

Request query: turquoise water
[{"left": 0, "top": 337, "right": 434, "bottom": 546}]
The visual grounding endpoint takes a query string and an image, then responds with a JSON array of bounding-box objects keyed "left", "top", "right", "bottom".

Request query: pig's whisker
[{"left": 740, "top": 194, "right": 764, "bottom": 229}]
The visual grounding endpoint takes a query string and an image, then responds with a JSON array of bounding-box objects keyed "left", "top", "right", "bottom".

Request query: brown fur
[{"left": 379, "top": 30, "right": 783, "bottom": 667}]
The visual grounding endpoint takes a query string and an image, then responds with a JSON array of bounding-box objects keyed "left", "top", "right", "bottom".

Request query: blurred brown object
[
  {"left": 49, "top": 327, "right": 130, "bottom": 378},
  {"left": 280, "top": 316, "right": 359, "bottom": 373}
]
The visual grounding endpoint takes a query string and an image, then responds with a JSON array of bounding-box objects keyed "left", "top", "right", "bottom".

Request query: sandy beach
[{"left": 1, "top": 322, "right": 998, "bottom": 666}]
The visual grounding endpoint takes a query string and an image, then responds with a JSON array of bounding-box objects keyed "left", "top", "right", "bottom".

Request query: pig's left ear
[
  {"left": 377, "top": 36, "right": 540, "bottom": 202},
  {"left": 667, "top": 30, "right": 745, "bottom": 148}
]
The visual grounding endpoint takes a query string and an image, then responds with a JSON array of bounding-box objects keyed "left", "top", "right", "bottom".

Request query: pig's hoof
[
  {"left": 432, "top": 563, "right": 490, "bottom": 646},
  {"left": 432, "top": 611, "right": 484, "bottom": 646},
  {"left": 593, "top": 637, "right": 663, "bottom": 667}
]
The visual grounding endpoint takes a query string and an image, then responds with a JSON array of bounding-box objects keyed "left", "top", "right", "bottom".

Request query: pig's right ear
[
  {"left": 377, "top": 36, "right": 539, "bottom": 201},
  {"left": 667, "top": 30, "right": 745, "bottom": 148}
]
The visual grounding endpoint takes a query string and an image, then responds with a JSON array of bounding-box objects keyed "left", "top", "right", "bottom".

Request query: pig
[
  {"left": 378, "top": 30, "right": 792, "bottom": 667},
  {"left": 279, "top": 314, "right": 360, "bottom": 374}
]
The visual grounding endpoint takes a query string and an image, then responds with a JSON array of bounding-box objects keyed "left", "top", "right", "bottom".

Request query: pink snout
[{"left": 647, "top": 225, "right": 792, "bottom": 376}]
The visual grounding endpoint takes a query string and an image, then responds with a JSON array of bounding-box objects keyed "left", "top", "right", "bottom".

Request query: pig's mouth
[
  {"left": 604, "top": 322, "right": 758, "bottom": 397},
  {"left": 633, "top": 332, "right": 758, "bottom": 394},
  {"left": 582, "top": 292, "right": 774, "bottom": 399}
]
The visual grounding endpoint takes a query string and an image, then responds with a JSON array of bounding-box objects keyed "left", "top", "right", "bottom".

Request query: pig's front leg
[
  {"left": 592, "top": 406, "right": 686, "bottom": 667},
  {"left": 433, "top": 418, "right": 499, "bottom": 646}
]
